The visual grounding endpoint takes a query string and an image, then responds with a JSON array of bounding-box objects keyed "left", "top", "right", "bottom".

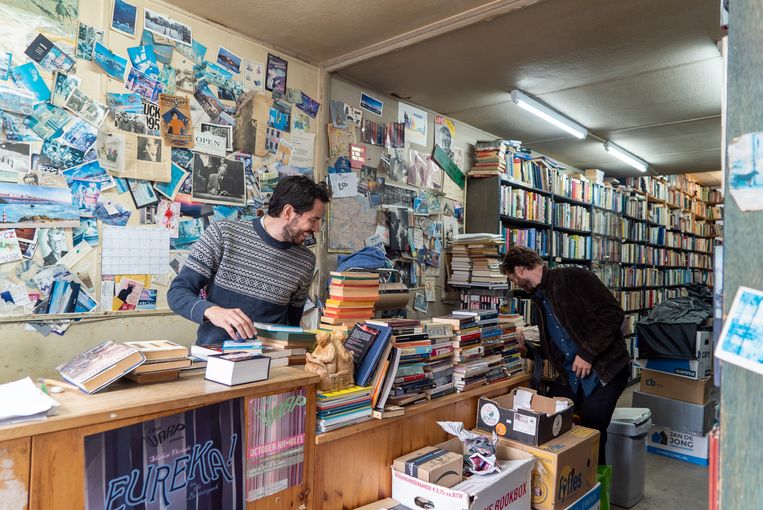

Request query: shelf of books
[{"left": 462, "top": 141, "right": 723, "bottom": 384}]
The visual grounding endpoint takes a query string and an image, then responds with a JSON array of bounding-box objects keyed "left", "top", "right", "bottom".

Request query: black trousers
[{"left": 547, "top": 365, "right": 630, "bottom": 465}]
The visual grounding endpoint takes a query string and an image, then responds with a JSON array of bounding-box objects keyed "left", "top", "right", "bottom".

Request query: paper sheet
[
  {"left": 101, "top": 226, "right": 170, "bottom": 275},
  {"left": 290, "top": 132, "right": 315, "bottom": 168},
  {"left": 330, "top": 172, "right": 358, "bottom": 198}
]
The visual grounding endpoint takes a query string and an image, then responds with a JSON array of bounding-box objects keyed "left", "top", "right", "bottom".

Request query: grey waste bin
[{"left": 606, "top": 408, "right": 652, "bottom": 508}]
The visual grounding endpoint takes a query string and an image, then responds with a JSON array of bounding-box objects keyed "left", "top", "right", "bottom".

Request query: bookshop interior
[{"left": 3, "top": 0, "right": 763, "bottom": 509}]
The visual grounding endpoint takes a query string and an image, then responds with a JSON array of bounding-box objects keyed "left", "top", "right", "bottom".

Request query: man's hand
[
  {"left": 204, "top": 306, "right": 257, "bottom": 340},
  {"left": 572, "top": 355, "right": 592, "bottom": 379},
  {"left": 517, "top": 329, "right": 527, "bottom": 356}
]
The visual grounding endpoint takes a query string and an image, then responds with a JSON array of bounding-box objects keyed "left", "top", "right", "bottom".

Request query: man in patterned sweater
[{"left": 168, "top": 176, "right": 331, "bottom": 344}]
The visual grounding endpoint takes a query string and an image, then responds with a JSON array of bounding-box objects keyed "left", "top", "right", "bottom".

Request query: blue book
[{"left": 355, "top": 324, "right": 392, "bottom": 387}]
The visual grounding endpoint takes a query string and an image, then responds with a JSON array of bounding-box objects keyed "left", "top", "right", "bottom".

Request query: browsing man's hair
[
  {"left": 268, "top": 175, "right": 331, "bottom": 217},
  {"left": 500, "top": 246, "right": 544, "bottom": 275}
]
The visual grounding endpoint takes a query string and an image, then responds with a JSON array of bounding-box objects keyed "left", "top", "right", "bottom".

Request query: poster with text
[
  {"left": 84, "top": 399, "right": 244, "bottom": 509},
  {"left": 246, "top": 389, "right": 307, "bottom": 501}
]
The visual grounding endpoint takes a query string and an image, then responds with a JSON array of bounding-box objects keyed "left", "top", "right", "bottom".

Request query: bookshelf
[{"left": 462, "top": 146, "right": 723, "bottom": 385}]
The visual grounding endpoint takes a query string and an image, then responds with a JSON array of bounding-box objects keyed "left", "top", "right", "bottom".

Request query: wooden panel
[
  {"left": 0, "top": 437, "right": 30, "bottom": 510},
  {"left": 29, "top": 381, "right": 316, "bottom": 509},
  {"left": 466, "top": 175, "right": 501, "bottom": 234},
  {"left": 0, "top": 368, "right": 318, "bottom": 442}
]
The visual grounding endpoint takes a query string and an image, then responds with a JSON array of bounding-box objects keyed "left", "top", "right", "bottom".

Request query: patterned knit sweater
[{"left": 168, "top": 218, "right": 315, "bottom": 345}]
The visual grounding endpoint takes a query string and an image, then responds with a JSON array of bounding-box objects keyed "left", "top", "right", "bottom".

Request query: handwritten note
[{"left": 330, "top": 172, "right": 358, "bottom": 198}]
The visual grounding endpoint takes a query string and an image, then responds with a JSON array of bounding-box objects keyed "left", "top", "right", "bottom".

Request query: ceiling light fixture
[
  {"left": 604, "top": 140, "right": 648, "bottom": 173},
  {"left": 510, "top": 89, "right": 588, "bottom": 140}
]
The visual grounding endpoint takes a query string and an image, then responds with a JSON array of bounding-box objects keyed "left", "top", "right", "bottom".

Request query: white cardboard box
[
  {"left": 391, "top": 438, "right": 534, "bottom": 510},
  {"left": 564, "top": 483, "right": 601, "bottom": 510},
  {"left": 646, "top": 425, "right": 710, "bottom": 466}
]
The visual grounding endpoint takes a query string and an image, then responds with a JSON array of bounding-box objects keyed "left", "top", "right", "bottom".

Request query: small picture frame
[{"left": 127, "top": 178, "right": 159, "bottom": 209}]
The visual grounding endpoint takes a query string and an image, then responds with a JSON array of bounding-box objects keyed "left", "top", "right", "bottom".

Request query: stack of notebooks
[
  {"left": 499, "top": 312, "right": 525, "bottom": 376},
  {"left": 316, "top": 385, "right": 373, "bottom": 432},
  {"left": 254, "top": 322, "right": 315, "bottom": 366},
  {"left": 124, "top": 340, "right": 191, "bottom": 383},
  {"left": 468, "top": 139, "right": 521, "bottom": 177},
  {"left": 422, "top": 321, "right": 455, "bottom": 400},
  {"left": 433, "top": 314, "right": 488, "bottom": 392},
  {"left": 321, "top": 272, "right": 380, "bottom": 326},
  {"left": 377, "top": 319, "right": 434, "bottom": 407}
]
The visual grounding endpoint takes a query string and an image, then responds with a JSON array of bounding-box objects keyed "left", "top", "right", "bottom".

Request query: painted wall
[{"left": 0, "top": 0, "right": 322, "bottom": 383}]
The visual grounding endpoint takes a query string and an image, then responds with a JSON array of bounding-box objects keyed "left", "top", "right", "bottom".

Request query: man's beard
[
  {"left": 283, "top": 219, "right": 308, "bottom": 245},
  {"left": 515, "top": 277, "right": 535, "bottom": 291}
]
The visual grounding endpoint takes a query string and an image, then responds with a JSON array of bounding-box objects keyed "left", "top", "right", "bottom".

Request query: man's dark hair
[
  {"left": 268, "top": 175, "right": 331, "bottom": 217},
  {"left": 500, "top": 246, "right": 544, "bottom": 275}
]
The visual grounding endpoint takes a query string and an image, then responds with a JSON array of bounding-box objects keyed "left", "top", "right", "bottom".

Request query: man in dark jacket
[{"left": 501, "top": 246, "right": 630, "bottom": 464}]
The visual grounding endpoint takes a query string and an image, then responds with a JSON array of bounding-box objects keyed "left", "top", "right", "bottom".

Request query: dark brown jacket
[{"left": 531, "top": 266, "right": 629, "bottom": 384}]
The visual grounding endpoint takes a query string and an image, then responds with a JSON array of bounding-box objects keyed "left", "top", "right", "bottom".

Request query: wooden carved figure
[
  {"left": 305, "top": 331, "right": 337, "bottom": 390},
  {"left": 331, "top": 329, "right": 354, "bottom": 386}
]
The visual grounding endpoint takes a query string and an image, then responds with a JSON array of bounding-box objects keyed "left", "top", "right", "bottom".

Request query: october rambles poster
[{"left": 84, "top": 399, "right": 243, "bottom": 509}]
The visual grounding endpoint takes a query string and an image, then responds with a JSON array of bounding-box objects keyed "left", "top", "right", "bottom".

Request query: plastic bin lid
[{"left": 607, "top": 407, "right": 652, "bottom": 436}]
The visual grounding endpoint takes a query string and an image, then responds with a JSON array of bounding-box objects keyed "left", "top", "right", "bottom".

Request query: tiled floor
[{"left": 612, "top": 384, "right": 708, "bottom": 510}]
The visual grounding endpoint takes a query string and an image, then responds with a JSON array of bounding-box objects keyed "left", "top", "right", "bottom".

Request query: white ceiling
[{"left": 163, "top": 0, "right": 724, "bottom": 178}]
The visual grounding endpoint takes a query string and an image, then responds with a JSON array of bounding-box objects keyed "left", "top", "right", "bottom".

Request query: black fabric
[
  {"left": 547, "top": 364, "right": 630, "bottom": 465},
  {"left": 532, "top": 267, "right": 630, "bottom": 384}
]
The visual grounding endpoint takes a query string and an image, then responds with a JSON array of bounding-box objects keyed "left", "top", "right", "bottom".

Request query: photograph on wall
[
  {"left": 121, "top": 134, "right": 171, "bottom": 182},
  {"left": 171, "top": 217, "right": 204, "bottom": 249},
  {"left": 156, "top": 199, "right": 180, "bottom": 237},
  {"left": 92, "top": 42, "right": 128, "bottom": 81},
  {"left": 159, "top": 93, "right": 194, "bottom": 148},
  {"left": 359, "top": 92, "right": 383, "bottom": 116},
  {"left": 715, "top": 287, "right": 763, "bottom": 376},
  {"left": 388, "top": 207, "right": 410, "bottom": 253},
  {"left": 96, "top": 131, "right": 126, "bottom": 174},
  {"left": 246, "top": 389, "right": 307, "bottom": 501},
  {"left": 75, "top": 21, "right": 103, "bottom": 60},
  {"left": 200, "top": 122, "right": 233, "bottom": 151},
  {"left": 343, "top": 103, "right": 362, "bottom": 127},
  {"left": 398, "top": 102, "right": 428, "bottom": 147},
  {"left": 63, "top": 120, "right": 98, "bottom": 152},
  {"left": 24, "top": 33, "right": 75, "bottom": 73},
  {"left": 143, "top": 8, "right": 192, "bottom": 46},
  {"left": 112, "top": 277, "right": 144, "bottom": 310},
  {"left": 127, "top": 178, "right": 159, "bottom": 209},
  {"left": 172, "top": 51, "right": 196, "bottom": 91},
  {"left": 10, "top": 63, "right": 50, "bottom": 102},
  {"left": 242, "top": 59, "right": 264, "bottom": 91},
  {"left": 64, "top": 88, "right": 109, "bottom": 127},
  {"left": 125, "top": 67, "right": 164, "bottom": 103},
  {"left": 127, "top": 44, "right": 160, "bottom": 78},
  {"left": 727, "top": 132, "right": 763, "bottom": 211},
  {"left": 192, "top": 153, "right": 246, "bottom": 206},
  {"left": 434, "top": 115, "right": 456, "bottom": 159},
  {"left": 69, "top": 179, "right": 101, "bottom": 217},
  {"left": 296, "top": 92, "right": 320, "bottom": 118},
  {"left": 73, "top": 218, "right": 98, "bottom": 246},
  {"left": 0, "top": 141, "right": 30, "bottom": 173},
  {"left": 111, "top": 0, "right": 137, "bottom": 37},
  {"left": 37, "top": 228, "right": 70, "bottom": 266},
  {"left": 40, "top": 138, "right": 84, "bottom": 170},
  {"left": 154, "top": 162, "right": 189, "bottom": 200},
  {"left": 217, "top": 46, "right": 242, "bottom": 74},
  {"left": 51, "top": 72, "right": 81, "bottom": 108},
  {"left": 113, "top": 110, "right": 147, "bottom": 134},
  {"left": 265, "top": 53, "right": 287, "bottom": 94}
]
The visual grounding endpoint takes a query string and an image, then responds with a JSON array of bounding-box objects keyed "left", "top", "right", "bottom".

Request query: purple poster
[
  {"left": 246, "top": 389, "right": 307, "bottom": 501},
  {"left": 84, "top": 399, "right": 244, "bottom": 509}
]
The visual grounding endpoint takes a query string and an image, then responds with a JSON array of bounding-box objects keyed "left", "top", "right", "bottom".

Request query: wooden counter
[
  {"left": 0, "top": 368, "right": 319, "bottom": 510},
  {"left": 312, "top": 373, "right": 530, "bottom": 510}
]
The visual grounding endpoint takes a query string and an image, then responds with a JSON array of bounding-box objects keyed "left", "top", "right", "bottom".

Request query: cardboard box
[
  {"left": 639, "top": 369, "right": 713, "bottom": 404},
  {"left": 353, "top": 498, "right": 407, "bottom": 510},
  {"left": 563, "top": 483, "right": 601, "bottom": 510},
  {"left": 498, "top": 426, "right": 600, "bottom": 510},
  {"left": 476, "top": 387, "right": 574, "bottom": 446},
  {"left": 393, "top": 446, "right": 463, "bottom": 488},
  {"left": 391, "top": 437, "right": 534, "bottom": 510},
  {"left": 647, "top": 425, "right": 710, "bottom": 466},
  {"left": 632, "top": 391, "right": 716, "bottom": 435},
  {"left": 637, "top": 331, "right": 712, "bottom": 380}
]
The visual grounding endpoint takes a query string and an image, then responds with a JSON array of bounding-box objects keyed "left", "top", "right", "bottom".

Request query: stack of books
[
  {"left": 422, "top": 321, "right": 455, "bottom": 400},
  {"left": 468, "top": 139, "right": 521, "bottom": 177},
  {"left": 467, "top": 239, "right": 505, "bottom": 287},
  {"left": 124, "top": 340, "right": 191, "bottom": 383},
  {"left": 190, "top": 339, "right": 263, "bottom": 359},
  {"left": 321, "top": 272, "right": 380, "bottom": 326},
  {"left": 499, "top": 312, "right": 525, "bottom": 376},
  {"left": 254, "top": 322, "right": 315, "bottom": 365},
  {"left": 316, "top": 385, "right": 373, "bottom": 432},
  {"left": 454, "top": 310, "right": 506, "bottom": 384},
  {"left": 447, "top": 243, "right": 471, "bottom": 286},
  {"left": 433, "top": 314, "right": 488, "bottom": 392}
]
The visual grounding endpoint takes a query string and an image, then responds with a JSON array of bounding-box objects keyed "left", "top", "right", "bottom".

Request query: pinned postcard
[
  {"left": 128, "top": 45, "right": 160, "bottom": 78},
  {"left": 217, "top": 46, "right": 241, "bottom": 74},
  {"left": 0, "top": 142, "right": 30, "bottom": 173},
  {"left": 112, "top": 0, "right": 138, "bottom": 38},
  {"left": 154, "top": 163, "right": 188, "bottom": 200},
  {"left": 728, "top": 132, "right": 763, "bottom": 211},
  {"left": 144, "top": 8, "right": 192, "bottom": 46},
  {"left": 0, "top": 230, "right": 22, "bottom": 264},
  {"left": 296, "top": 92, "right": 320, "bottom": 118},
  {"left": 156, "top": 200, "right": 180, "bottom": 237},
  {"left": 330, "top": 172, "right": 358, "bottom": 198},
  {"left": 241, "top": 59, "right": 264, "bottom": 91},
  {"left": 360, "top": 92, "right": 383, "bottom": 116},
  {"left": 64, "top": 88, "right": 109, "bottom": 127},
  {"left": 398, "top": 102, "right": 428, "bottom": 147},
  {"left": 76, "top": 22, "right": 104, "bottom": 61},
  {"left": 344, "top": 104, "right": 363, "bottom": 127},
  {"left": 194, "top": 131, "right": 227, "bottom": 157},
  {"left": 274, "top": 138, "right": 294, "bottom": 166},
  {"left": 265, "top": 53, "right": 287, "bottom": 94},
  {"left": 159, "top": 94, "right": 194, "bottom": 148},
  {"left": 0, "top": 86, "right": 36, "bottom": 116},
  {"left": 716, "top": 287, "right": 763, "bottom": 376},
  {"left": 24, "top": 34, "right": 75, "bottom": 73},
  {"left": 52, "top": 72, "right": 81, "bottom": 108},
  {"left": 10, "top": 63, "right": 50, "bottom": 102},
  {"left": 92, "top": 42, "right": 128, "bottom": 81},
  {"left": 329, "top": 100, "right": 347, "bottom": 128},
  {"left": 126, "top": 67, "right": 164, "bottom": 103}
]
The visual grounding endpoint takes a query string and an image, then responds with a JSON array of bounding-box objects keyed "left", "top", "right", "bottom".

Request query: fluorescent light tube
[
  {"left": 604, "top": 141, "right": 648, "bottom": 172},
  {"left": 510, "top": 89, "right": 587, "bottom": 139}
]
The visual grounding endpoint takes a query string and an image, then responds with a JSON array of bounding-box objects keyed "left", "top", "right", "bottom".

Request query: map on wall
[{"left": 328, "top": 195, "right": 379, "bottom": 252}]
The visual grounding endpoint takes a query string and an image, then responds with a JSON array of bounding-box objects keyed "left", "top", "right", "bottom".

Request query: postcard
[
  {"left": 122, "top": 134, "right": 171, "bottom": 182},
  {"left": 265, "top": 53, "right": 287, "bottom": 94},
  {"left": 274, "top": 139, "right": 294, "bottom": 166},
  {"left": 0, "top": 86, "right": 35, "bottom": 117},
  {"left": 0, "top": 230, "right": 22, "bottom": 265},
  {"left": 143, "top": 100, "right": 161, "bottom": 136},
  {"left": 93, "top": 42, "right": 128, "bottom": 81},
  {"left": 191, "top": 153, "right": 246, "bottom": 206},
  {"left": 194, "top": 131, "right": 227, "bottom": 157},
  {"left": 399, "top": 102, "right": 428, "bottom": 147},
  {"left": 0, "top": 52, "right": 11, "bottom": 80},
  {"left": 126, "top": 178, "right": 159, "bottom": 209},
  {"left": 96, "top": 132, "right": 126, "bottom": 174},
  {"left": 125, "top": 67, "right": 163, "bottom": 103},
  {"left": 15, "top": 228, "right": 37, "bottom": 258},
  {"left": 241, "top": 59, "right": 263, "bottom": 91},
  {"left": 10, "top": 63, "right": 50, "bottom": 102},
  {"left": 715, "top": 287, "right": 763, "bottom": 376},
  {"left": 360, "top": 92, "right": 383, "bottom": 116},
  {"left": 25, "top": 33, "right": 75, "bottom": 73},
  {"left": 330, "top": 100, "right": 347, "bottom": 128},
  {"left": 62, "top": 120, "right": 98, "bottom": 152},
  {"left": 195, "top": 61, "right": 234, "bottom": 90},
  {"left": 291, "top": 111, "right": 311, "bottom": 133},
  {"left": 156, "top": 93, "right": 194, "bottom": 149},
  {"left": 144, "top": 8, "right": 192, "bottom": 46},
  {"left": 103, "top": 93, "right": 140, "bottom": 116},
  {"left": 113, "top": 110, "right": 147, "bottom": 134},
  {"left": 73, "top": 218, "right": 98, "bottom": 246},
  {"left": 216, "top": 46, "right": 241, "bottom": 74},
  {"left": 76, "top": 22, "right": 104, "bottom": 61},
  {"left": 193, "top": 80, "right": 223, "bottom": 119},
  {"left": 0, "top": 142, "right": 30, "bottom": 172},
  {"left": 113, "top": 277, "right": 144, "bottom": 311},
  {"left": 199, "top": 123, "right": 232, "bottom": 151},
  {"left": 268, "top": 104, "right": 291, "bottom": 132},
  {"left": 127, "top": 45, "right": 160, "bottom": 78},
  {"left": 113, "top": 177, "right": 129, "bottom": 194},
  {"left": 51, "top": 72, "right": 81, "bottom": 109},
  {"left": 344, "top": 104, "right": 363, "bottom": 128},
  {"left": 112, "top": 0, "right": 138, "bottom": 37},
  {"left": 140, "top": 30, "right": 173, "bottom": 65},
  {"left": 62, "top": 161, "right": 116, "bottom": 191},
  {"left": 171, "top": 217, "right": 204, "bottom": 249},
  {"left": 69, "top": 179, "right": 101, "bottom": 217},
  {"left": 158, "top": 64, "right": 176, "bottom": 95},
  {"left": 327, "top": 124, "right": 355, "bottom": 159},
  {"left": 153, "top": 162, "right": 188, "bottom": 200},
  {"left": 94, "top": 198, "right": 131, "bottom": 226},
  {"left": 296, "top": 92, "right": 320, "bottom": 118},
  {"left": 171, "top": 147, "right": 194, "bottom": 169},
  {"left": 64, "top": 88, "right": 109, "bottom": 127},
  {"left": 0, "top": 183, "right": 79, "bottom": 228},
  {"left": 26, "top": 103, "right": 71, "bottom": 140},
  {"left": 156, "top": 200, "right": 180, "bottom": 237},
  {"left": 265, "top": 127, "right": 282, "bottom": 154},
  {"left": 728, "top": 132, "right": 763, "bottom": 211}
]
